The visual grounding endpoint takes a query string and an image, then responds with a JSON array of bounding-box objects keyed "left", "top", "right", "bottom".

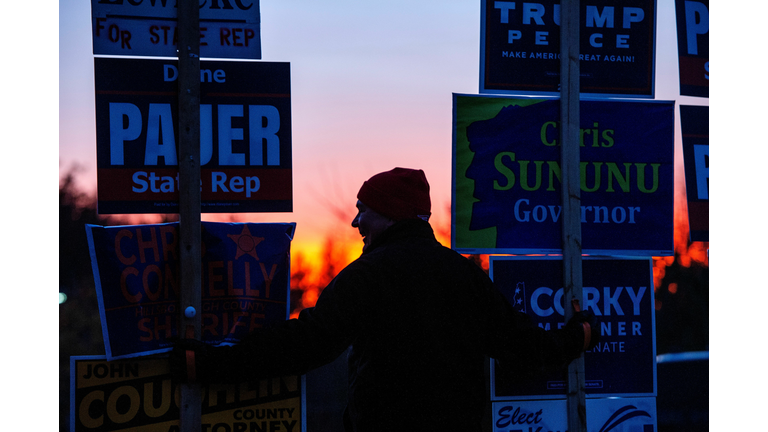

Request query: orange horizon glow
[{"left": 61, "top": 147, "right": 707, "bottom": 319}]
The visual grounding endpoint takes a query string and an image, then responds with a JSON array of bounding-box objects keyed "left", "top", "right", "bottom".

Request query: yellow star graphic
[{"left": 227, "top": 225, "right": 264, "bottom": 260}]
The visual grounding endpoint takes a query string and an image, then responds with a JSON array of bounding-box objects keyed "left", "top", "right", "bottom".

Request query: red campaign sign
[{"left": 94, "top": 57, "right": 292, "bottom": 214}]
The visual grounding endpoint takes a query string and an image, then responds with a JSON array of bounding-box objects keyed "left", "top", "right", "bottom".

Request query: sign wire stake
[
  {"left": 177, "top": 0, "right": 202, "bottom": 430},
  {"left": 559, "top": 1, "right": 587, "bottom": 432}
]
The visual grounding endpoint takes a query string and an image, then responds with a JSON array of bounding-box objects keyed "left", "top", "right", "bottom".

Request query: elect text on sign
[
  {"left": 95, "top": 58, "right": 292, "bottom": 214},
  {"left": 491, "top": 398, "right": 657, "bottom": 432}
]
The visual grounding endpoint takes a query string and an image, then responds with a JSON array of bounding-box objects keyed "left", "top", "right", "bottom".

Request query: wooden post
[
  {"left": 177, "top": 1, "right": 202, "bottom": 431},
  {"left": 559, "top": 1, "right": 586, "bottom": 432}
]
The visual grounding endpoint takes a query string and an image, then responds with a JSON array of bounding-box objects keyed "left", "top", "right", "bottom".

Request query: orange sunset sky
[{"left": 1, "top": 0, "right": 765, "bottom": 429}]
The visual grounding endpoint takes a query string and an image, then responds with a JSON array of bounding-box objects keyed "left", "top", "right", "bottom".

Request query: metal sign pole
[
  {"left": 177, "top": 0, "right": 202, "bottom": 430},
  {"left": 559, "top": 1, "right": 586, "bottom": 432}
]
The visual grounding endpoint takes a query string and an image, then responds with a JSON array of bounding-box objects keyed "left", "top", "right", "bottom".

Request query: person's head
[{"left": 351, "top": 168, "right": 431, "bottom": 251}]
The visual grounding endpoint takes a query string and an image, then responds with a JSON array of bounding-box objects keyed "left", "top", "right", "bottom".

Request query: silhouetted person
[{"left": 172, "top": 167, "right": 598, "bottom": 432}]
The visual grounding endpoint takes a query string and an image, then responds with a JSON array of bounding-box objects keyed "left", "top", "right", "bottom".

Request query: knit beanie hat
[{"left": 357, "top": 168, "right": 431, "bottom": 221}]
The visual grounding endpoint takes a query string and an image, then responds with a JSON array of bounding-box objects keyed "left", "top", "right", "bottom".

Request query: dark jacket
[{"left": 198, "top": 219, "right": 584, "bottom": 431}]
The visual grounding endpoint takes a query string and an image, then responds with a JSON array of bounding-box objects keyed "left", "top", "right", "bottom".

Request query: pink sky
[{"left": 58, "top": 0, "right": 708, "bottom": 253}]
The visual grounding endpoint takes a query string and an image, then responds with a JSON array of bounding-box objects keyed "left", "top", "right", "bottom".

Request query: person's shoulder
[{"left": 334, "top": 252, "right": 380, "bottom": 281}]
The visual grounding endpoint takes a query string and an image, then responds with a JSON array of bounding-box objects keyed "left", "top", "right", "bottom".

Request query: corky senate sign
[
  {"left": 452, "top": 94, "right": 674, "bottom": 255},
  {"left": 490, "top": 257, "right": 656, "bottom": 399},
  {"left": 95, "top": 57, "right": 292, "bottom": 214}
]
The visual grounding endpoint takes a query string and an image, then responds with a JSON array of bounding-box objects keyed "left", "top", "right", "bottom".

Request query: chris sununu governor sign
[
  {"left": 452, "top": 94, "right": 674, "bottom": 255},
  {"left": 94, "top": 57, "right": 292, "bottom": 214}
]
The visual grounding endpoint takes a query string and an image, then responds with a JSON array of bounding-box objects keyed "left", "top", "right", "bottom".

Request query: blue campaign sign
[
  {"left": 86, "top": 222, "right": 296, "bottom": 360},
  {"left": 680, "top": 105, "right": 709, "bottom": 242},
  {"left": 94, "top": 57, "right": 292, "bottom": 214},
  {"left": 91, "top": 0, "right": 261, "bottom": 59},
  {"left": 452, "top": 94, "right": 675, "bottom": 256},
  {"left": 480, "top": 0, "right": 657, "bottom": 98},
  {"left": 489, "top": 257, "right": 657, "bottom": 399},
  {"left": 674, "top": 0, "right": 709, "bottom": 98}
]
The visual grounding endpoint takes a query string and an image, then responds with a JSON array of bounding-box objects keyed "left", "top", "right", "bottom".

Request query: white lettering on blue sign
[
  {"left": 685, "top": 1, "right": 709, "bottom": 56},
  {"left": 492, "top": 3, "right": 646, "bottom": 49},
  {"left": 530, "top": 286, "right": 647, "bottom": 317},
  {"left": 106, "top": 102, "right": 280, "bottom": 167},
  {"left": 693, "top": 144, "right": 709, "bottom": 200}
]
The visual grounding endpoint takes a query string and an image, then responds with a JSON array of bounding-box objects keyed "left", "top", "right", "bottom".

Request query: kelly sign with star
[{"left": 86, "top": 221, "right": 296, "bottom": 360}]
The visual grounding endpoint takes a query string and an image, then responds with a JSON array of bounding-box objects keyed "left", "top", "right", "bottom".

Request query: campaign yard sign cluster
[
  {"left": 454, "top": 2, "right": 699, "bottom": 429},
  {"left": 86, "top": 222, "right": 296, "bottom": 360},
  {"left": 80, "top": 2, "right": 301, "bottom": 431},
  {"left": 90, "top": 0, "right": 293, "bottom": 214},
  {"left": 95, "top": 57, "right": 292, "bottom": 214}
]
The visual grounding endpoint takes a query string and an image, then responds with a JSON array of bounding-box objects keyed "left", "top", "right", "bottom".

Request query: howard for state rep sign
[
  {"left": 91, "top": 0, "right": 262, "bottom": 59},
  {"left": 95, "top": 57, "right": 292, "bottom": 214},
  {"left": 452, "top": 94, "right": 674, "bottom": 255}
]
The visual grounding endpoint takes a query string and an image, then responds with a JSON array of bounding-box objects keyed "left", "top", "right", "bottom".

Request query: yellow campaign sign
[{"left": 71, "top": 356, "right": 303, "bottom": 432}]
